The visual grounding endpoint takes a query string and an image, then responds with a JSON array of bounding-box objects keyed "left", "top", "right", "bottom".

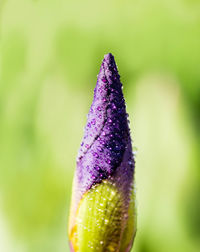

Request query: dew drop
[
  {"left": 99, "top": 139, "right": 105, "bottom": 145},
  {"left": 93, "top": 152, "right": 99, "bottom": 158},
  {"left": 97, "top": 146, "right": 102, "bottom": 152},
  {"left": 91, "top": 119, "right": 96, "bottom": 125},
  {"left": 112, "top": 103, "right": 116, "bottom": 109},
  {"left": 96, "top": 166, "right": 100, "bottom": 171}
]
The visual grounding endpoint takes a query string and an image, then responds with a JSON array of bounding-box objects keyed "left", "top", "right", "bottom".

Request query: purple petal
[{"left": 77, "top": 53, "right": 135, "bottom": 195}]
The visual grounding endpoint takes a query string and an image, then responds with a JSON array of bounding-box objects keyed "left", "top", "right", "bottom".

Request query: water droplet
[
  {"left": 93, "top": 152, "right": 99, "bottom": 158},
  {"left": 99, "top": 139, "right": 105, "bottom": 145},
  {"left": 115, "top": 145, "right": 120, "bottom": 151},
  {"left": 91, "top": 119, "right": 96, "bottom": 125},
  {"left": 111, "top": 191, "right": 116, "bottom": 196},
  {"left": 97, "top": 146, "right": 102, "bottom": 152},
  {"left": 96, "top": 166, "right": 100, "bottom": 171}
]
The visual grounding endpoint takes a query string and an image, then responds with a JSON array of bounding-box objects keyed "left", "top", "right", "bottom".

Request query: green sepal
[{"left": 70, "top": 180, "right": 123, "bottom": 251}]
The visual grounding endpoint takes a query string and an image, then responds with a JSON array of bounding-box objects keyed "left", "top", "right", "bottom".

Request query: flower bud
[{"left": 68, "top": 53, "right": 136, "bottom": 252}]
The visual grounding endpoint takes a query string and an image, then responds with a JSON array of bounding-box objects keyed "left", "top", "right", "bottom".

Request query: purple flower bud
[{"left": 68, "top": 53, "right": 136, "bottom": 252}]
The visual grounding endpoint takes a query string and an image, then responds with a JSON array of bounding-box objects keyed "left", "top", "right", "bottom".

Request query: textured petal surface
[
  {"left": 68, "top": 53, "right": 136, "bottom": 252},
  {"left": 70, "top": 181, "right": 123, "bottom": 252}
]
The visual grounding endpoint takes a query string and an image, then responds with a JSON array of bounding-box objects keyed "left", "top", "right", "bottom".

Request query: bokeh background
[{"left": 0, "top": 0, "right": 200, "bottom": 251}]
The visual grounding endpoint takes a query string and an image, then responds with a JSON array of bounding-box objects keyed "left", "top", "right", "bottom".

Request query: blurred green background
[{"left": 0, "top": 0, "right": 200, "bottom": 251}]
